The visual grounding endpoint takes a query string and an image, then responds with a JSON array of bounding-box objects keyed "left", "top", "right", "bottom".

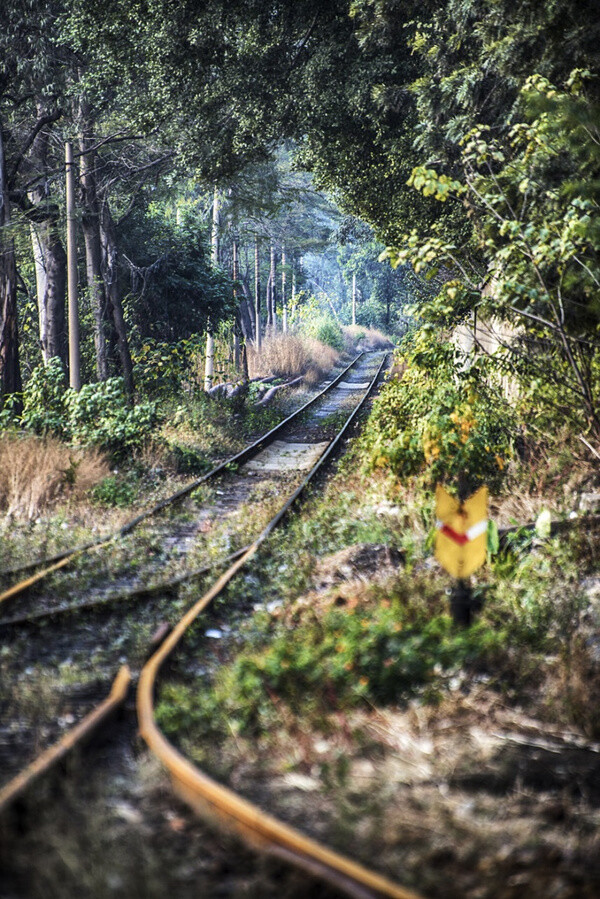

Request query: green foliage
[
  {"left": 131, "top": 336, "right": 204, "bottom": 399},
  {"left": 16, "top": 365, "right": 158, "bottom": 459},
  {"left": 157, "top": 598, "right": 503, "bottom": 739},
  {"left": 487, "top": 536, "right": 586, "bottom": 653},
  {"left": 383, "top": 71, "right": 600, "bottom": 436},
  {"left": 65, "top": 379, "right": 157, "bottom": 458},
  {"left": 120, "top": 208, "right": 235, "bottom": 348},
  {"left": 306, "top": 314, "right": 345, "bottom": 352},
  {"left": 168, "top": 442, "right": 210, "bottom": 475},
  {"left": 20, "top": 358, "right": 68, "bottom": 437},
  {"left": 362, "top": 339, "right": 513, "bottom": 492},
  {"left": 91, "top": 475, "right": 137, "bottom": 507},
  {"left": 231, "top": 609, "right": 500, "bottom": 725}
]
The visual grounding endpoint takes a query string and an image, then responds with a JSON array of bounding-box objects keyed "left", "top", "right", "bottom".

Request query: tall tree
[{"left": 0, "top": 117, "right": 20, "bottom": 399}]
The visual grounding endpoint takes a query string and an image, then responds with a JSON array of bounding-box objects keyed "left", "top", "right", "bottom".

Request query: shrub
[
  {"left": 65, "top": 378, "right": 157, "bottom": 458},
  {"left": 168, "top": 441, "right": 211, "bottom": 475},
  {"left": 305, "top": 315, "right": 345, "bottom": 352},
  {"left": 362, "top": 337, "right": 514, "bottom": 493},
  {"left": 91, "top": 475, "right": 137, "bottom": 507},
  {"left": 16, "top": 363, "right": 158, "bottom": 459},
  {"left": 20, "top": 358, "right": 68, "bottom": 437},
  {"left": 156, "top": 598, "right": 504, "bottom": 739},
  {"left": 220, "top": 607, "right": 502, "bottom": 731},
  {"left": 132, "top": 336, "right": 204, "bottom": 398}
]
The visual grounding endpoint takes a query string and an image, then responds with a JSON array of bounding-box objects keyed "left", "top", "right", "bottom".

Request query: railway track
[
  {"left": 0, "top": 355, "right": 374, "bottom": 770},
  {"left": 1, "top": 352, "right": 426, "bottom": 898},
  {"left": 0, "top": 353, "right": 364, "bottom": 605},
  {"left": 0, "top": 355, "right": 377, "bottom": 633}
]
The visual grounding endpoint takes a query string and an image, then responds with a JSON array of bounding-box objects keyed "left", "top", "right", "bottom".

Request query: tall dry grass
[
  {"left": 0, "top": 432, "right": 109, "bottom": 520},
  {"left": 343, "top": 325, "right": 395, "bottom": 351},
  {"left": 247, "top": 333, "right": 340, "bottom": 385}
]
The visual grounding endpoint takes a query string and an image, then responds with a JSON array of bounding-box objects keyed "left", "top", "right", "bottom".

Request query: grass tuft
[
  {"left": 247, "top": 333, "right": 340, "bottom": 384},
  {"left": 343, "top": 325, "right": 395, "bottom": 351},
  {"left": 0, "top": 432, "right": 109, "bottom": 520}
]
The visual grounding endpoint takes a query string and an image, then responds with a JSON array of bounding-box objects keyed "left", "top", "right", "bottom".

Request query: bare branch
[{"left": 9, "top": 109, "right": 63, "bottom": 180}]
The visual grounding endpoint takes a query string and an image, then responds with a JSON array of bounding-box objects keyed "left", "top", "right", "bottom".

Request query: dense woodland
[{"left": 0, "top": 0, "right": 598, "bottom": 456}]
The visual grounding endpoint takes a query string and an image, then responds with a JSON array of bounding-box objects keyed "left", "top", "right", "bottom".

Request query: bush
[
  {"left": 362, "top": 337, "right": 514, "bottom": 493},
  {"left": 15, "top": 362, "right": 158, "bottom": 460},
  {"left": 305, "top": 315, "right": 345, "bottom": 352},
  {"left": 220, "top": 607, "right": 502, "bottom": 731},
  {"left": 20, "top": 358, "right": 68, "bottom": 437},
  {"left": 91, "top": 474, "right": 137, "bottom": 507},
  {"left": 156, "top": 598, "right": 504, "bottom": 739},
  {"left": 168, "top": 441, "right": 211, "bottom": 475},
  {"left": 65, "top": 379, "right": 157, "bottom": 458},
  {"left": 132, "top": 336, "right": 204, "bottom": 398}
]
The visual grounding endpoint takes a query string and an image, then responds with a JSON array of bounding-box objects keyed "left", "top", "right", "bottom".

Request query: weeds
[
  {"left": 342, "top": 325, "right": 395, "bottom": 352},
  {"left": 247, "top": 333, "right": 340, "bottom": 383},
  {"left": 0, "top": 433, "right": 109, "bottom": 519},
  {"left": 91, "top": 474, "right": 138, "bottom": 508}
]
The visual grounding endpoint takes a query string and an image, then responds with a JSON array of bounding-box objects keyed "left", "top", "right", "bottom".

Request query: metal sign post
[{"left": 435, "top": 485, "right": 488, "bottom": 624}]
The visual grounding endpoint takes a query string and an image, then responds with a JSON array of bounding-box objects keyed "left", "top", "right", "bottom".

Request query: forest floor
[{"left": 1, "top": 366, "right": 600, "bottom": 899}]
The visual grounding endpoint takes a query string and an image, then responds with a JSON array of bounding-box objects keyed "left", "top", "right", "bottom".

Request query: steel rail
[
  {"left": 0, "top": 665, "right": 131, "bottom": 815},
  {"left": 0, "top": 354, "right": 364, "bottom": 606},
  {"left": 0, "top": 545, "right": 252, "bottom": 629},
  {"left": 137, "top": 354, "right": 424, "bottom": 899}
]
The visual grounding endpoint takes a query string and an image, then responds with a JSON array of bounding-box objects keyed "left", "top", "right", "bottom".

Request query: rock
[
  {"left": 579, "top": 492, "right": 600, "bottom": 512},
  {"left": 312, "top": 543, "right": 403, "bottom": 590}
]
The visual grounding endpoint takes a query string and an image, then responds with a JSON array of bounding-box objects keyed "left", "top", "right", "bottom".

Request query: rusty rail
[
  {"left": 0, "top": 355, "right": 364, "bottom": 607},
  {"left": 137, "top": 355, "right": 424, "bottom": 898},
  {"left": 0, "top": 665, "right": 131, "bottom": 814}
]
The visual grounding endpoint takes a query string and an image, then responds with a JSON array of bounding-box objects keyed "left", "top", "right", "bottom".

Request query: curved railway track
[
  {"left": 0, "top": 353, "right": 364, "bottom": 605},
  {"left": 1, "top": 352, "right": 427, "bottom": 898},
  {"left": 137, "top": 352, "right": 422, "bottom": 899},
  {"left": 0, "top": 354, "right": 374, "bottom": 633}
]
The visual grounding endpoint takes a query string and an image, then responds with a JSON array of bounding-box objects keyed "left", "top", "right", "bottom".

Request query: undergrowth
[
  {"left": 0, "top": 432, "right": 109, "bottom": 519},
  {"left": 157, "top": 484, "right": 600, "bottom": 756}
]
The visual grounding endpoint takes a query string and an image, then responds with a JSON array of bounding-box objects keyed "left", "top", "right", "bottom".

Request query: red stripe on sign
[{"left": 440, "top": 524, "right": 469, "bottom": 546}]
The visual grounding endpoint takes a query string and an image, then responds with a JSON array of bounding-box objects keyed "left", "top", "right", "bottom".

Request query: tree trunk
[
  {"left": 204, "top": 332, "right": 214, "bottom": 391},
  {"left": 238, "top": 285, "right": 255, "bottom": 342},
  {"left": 281, "top": 244, "right": 287, "bottom": 333},
  {"left": 79, "top": 107, "right": 110, "bottom": 380},
  {"left": 205, "top": 184, "right": 219, "bottom": 391},
  {"left": 211, "top": 184, "right": 220, "bottom": 267},
  {"left": 27, "top": 103, "right": 67, "bottom": 367},
  {"left": 269, "top": 244, "right": 277, "bottom": 333},
  {"left": 29, "top": 218, "right": 67, "bottom": 365},
  {"left": 30, "top": 223, "right": 47, "bottom": 347},
  {"left": 65, "top": 140, "right": 81, "bottom": 390},
  {"left": 254, "top": 236, "right": 261, "bottom": 351},
  {"left": 352, "top": 272, "right": 357, "bottom": 326},
  {"left": 291, "top": 263, "right": 297, "bottom": 320},
  {"left": 232, "top": 239, "right": 241, "bottom": 371},
  {"left": 100, "top": 201, "right": 134, "bottom": 396},
  {"left": 0, "top": 116, "right": 21, "bottom": 401}
]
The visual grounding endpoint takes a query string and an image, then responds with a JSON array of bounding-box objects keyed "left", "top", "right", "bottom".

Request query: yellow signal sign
[{"left": 435, "top": 485, "right": 488, "bottom": 579}]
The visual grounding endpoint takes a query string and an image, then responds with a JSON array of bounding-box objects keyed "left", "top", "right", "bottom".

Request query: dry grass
[
  {"left": 247, "top": 333, "right": 340, "bottom": 384},
  {"left": 0, "top": 432, "right": 109, "bottom": 520},
  {"left": 343, "top": 325, "right": 395, "bottom": 351}
]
